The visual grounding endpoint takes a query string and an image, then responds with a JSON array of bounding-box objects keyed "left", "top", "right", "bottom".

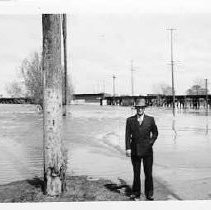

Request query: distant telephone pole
[
  {"left": 131, "top": 60, "right": 135, "bottom": 96},
  {"left": 205, "top": 78, "right": 208, "bottom": 115},
  {"left": 62, "top": 14, "right": 67, "bottom": 116},
  {"left": 112, "top": 75, "right": 116, "bottom": 96},
  {"left": 167, "top": 29, "right": 176, "bottom": 116}
]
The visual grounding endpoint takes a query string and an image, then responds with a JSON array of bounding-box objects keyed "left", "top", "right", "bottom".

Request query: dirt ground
[{"left": 0, "top": 176, "right": 172, "bottom": 202}]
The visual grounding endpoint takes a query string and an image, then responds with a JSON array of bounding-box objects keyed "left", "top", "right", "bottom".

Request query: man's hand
[
  {"left": 149, "top": 138, "right": 154, "bottom": 146},
  {"left": 126, "top": 149, "right": 131, "bottom": 157}
]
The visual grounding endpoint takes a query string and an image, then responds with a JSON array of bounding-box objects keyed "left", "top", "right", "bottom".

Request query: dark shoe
[
  {"left": 146, "top": 195, "right": 154, "bottom": 201},
  {"left": 130, "top": 194, "right": 140, "bottom": 201},
  {"left": 134, "top": 197, "right": 141, "bottom": 201}
]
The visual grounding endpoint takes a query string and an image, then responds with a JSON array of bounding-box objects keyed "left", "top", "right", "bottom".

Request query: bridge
[
  {"left": 1, "top": 94, "right": 211, "bottom": 109},
  {"left": 106, "top": 94, "right": 211, "bottom": 109},
  {"left": 0, "top": 97, "right": 33, "bottom": 104},
  {"left": 73, "top": 93, "right": 211, "bottom": 109}
]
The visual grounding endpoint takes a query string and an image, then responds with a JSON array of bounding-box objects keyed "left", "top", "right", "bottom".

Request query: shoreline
[{"left": 0, "top": 175, "right": 176, "bottom": 202}]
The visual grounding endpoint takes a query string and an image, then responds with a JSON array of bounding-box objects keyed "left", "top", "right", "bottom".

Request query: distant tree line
[
  {"left": 152, "top": 83, "right": 173, "bottom": 95},
  {"left": 186, "top": 84, "right": 208, "bottom": 95},
  {"left": 153, "top": 79, "right": 208, "bottom": 96}
]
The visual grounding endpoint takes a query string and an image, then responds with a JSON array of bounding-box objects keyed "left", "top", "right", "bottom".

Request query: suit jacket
[{"left": 125, "top": 114, "right": 158, "bottom": 156}]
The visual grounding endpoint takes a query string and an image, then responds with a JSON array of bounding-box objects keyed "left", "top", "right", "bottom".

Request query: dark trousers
[{"left": 131, "top": 154, "right": 153, "bottom": 197}]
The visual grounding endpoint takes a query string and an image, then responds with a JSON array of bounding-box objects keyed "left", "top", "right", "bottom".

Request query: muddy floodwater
[{"left": 0, "top": 104, "right": 211, "bottom": 200}]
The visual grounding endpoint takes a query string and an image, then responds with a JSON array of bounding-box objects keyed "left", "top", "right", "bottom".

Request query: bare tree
[
  {"left": 20, "top": 52, "right": 74, "bottom": 107},
  {"left": 5, "top": 80, "right": 24, "bottom": 97},
  {"left": 152, "top": 83, "right": 173, "bottom": 95},
  {"left": 193, "top": 78, "right": 205, "bottom": 88},
  {"left": 186, "top": 78, "right": 208, "bottom": 95},
  {"left": 186, "top": 84, "right": 207, "bottom": 95},
  {"left": 21, "top": 52, "right": 43, "bottom": 105}
]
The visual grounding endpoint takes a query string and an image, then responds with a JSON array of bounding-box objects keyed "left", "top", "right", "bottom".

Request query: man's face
[{"left": 136, "top": 107, "right": 145, "bottom": 116}]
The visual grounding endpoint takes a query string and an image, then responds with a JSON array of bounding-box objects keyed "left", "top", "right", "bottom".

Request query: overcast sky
[{"left": 1, "top": 2, "right": 211, "bottom": 96}]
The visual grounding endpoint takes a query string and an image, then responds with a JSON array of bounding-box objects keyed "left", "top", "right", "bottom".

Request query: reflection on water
[
  {"left": 0, "top": 104, "right": 211, "bottom": 200},
  {"left": 170, "top": 115, "right": 209, "bottom": 141},
  {"left": 206, "top": 123, "right": 209, "bottom": 136},
  {"left": 206, "top": 115, "right": 209, "bottom": 136},
  {"left": 205, "top": 108, "right": 209, "bottom": 135},
  {"left": 171, "top": 118, "right": 177, "bottom": 143}
]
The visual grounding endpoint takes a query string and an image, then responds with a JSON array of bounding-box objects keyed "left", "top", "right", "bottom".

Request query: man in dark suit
[{"left": 125, "top": 98, "right": 158, "bottom": 201}]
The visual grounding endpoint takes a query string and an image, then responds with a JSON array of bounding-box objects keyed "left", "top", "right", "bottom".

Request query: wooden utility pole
[
  {"left": 42, "top": 14, "right": 66, "bottom": 196},
  {"left": 205, "top": 78, "right": 208, "bottom": 115},
  {"left": 112, "top": 75, "right": 116, "bottom": 105},
  {"left": 167, "top": 29, "right": 176, "bottom": 116},
  {"left": 131, "top": 60, "right": 135, "bottom": 96},
  {"left": 62, "top": 14, "right": 67, "bottom": 116},
  {"left": 112, "top": 75, "right": 116, "bottom": 96}
]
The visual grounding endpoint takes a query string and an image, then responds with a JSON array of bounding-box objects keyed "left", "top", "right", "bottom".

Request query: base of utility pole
[
  {"left": 44, "top": 169, "right": 61, "bottom": 196},
  {"left": 43, "top": 90, "right": 67, "bottom": 196},
  {"left": 63, "top": 105, "right": 67, "bottom": 116},
  {"left": 43, "top": 89, "right": 67, "bottom": 196},
  {"left": 44, "top": 168, "right": 67, "bottom": 196}
]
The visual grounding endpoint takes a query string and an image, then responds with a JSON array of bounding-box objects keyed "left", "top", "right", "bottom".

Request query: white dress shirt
[{"left": 137, "top": 114, "right": 144, "bottom": 125}]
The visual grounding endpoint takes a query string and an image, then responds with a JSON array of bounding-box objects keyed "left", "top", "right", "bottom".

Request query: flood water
[{"left": 0, "top": 104, "right": 211, "bottom": 200}]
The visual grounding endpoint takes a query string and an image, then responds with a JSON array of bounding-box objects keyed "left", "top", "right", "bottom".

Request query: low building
[{"left": 73, "top": 93, "right": 111, "bottom": 105}]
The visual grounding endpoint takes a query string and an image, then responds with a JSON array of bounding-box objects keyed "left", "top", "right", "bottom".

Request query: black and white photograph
[{"left": 0, "top": 0, "right": 211, "bottom": 209}]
